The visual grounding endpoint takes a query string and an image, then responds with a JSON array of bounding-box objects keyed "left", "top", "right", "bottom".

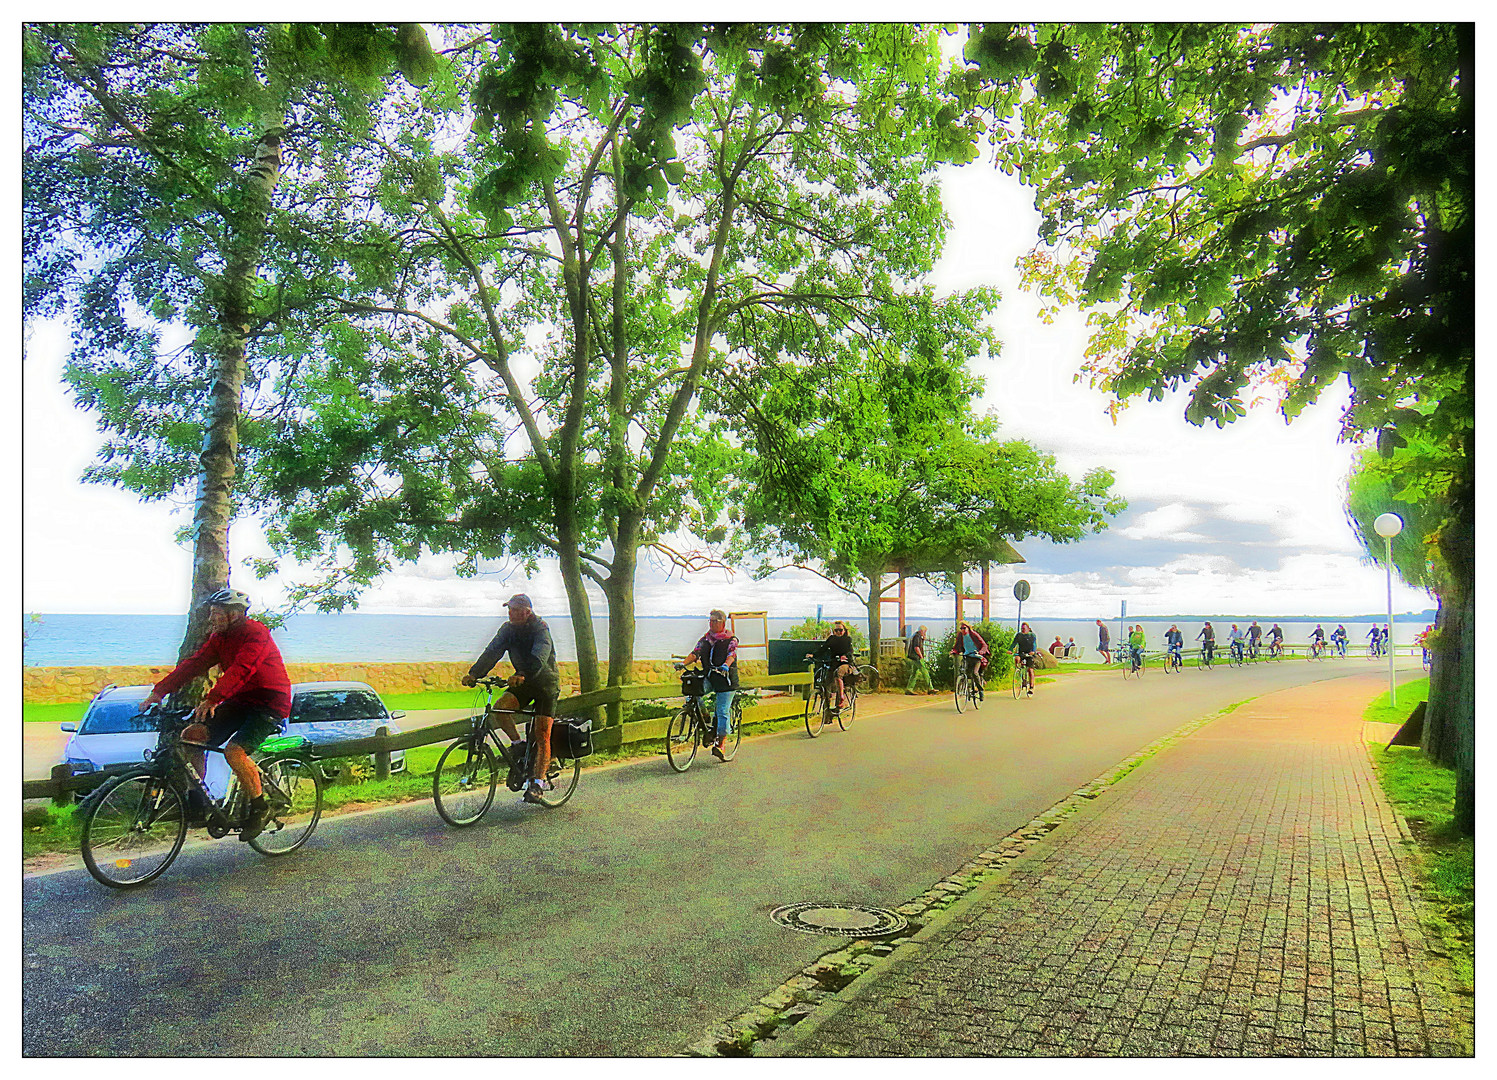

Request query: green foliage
[
  {"left": 227, "top": 23, "right": 988, "bottom": 688},
  {"left": 929, "top": 620, "right": 1016, "bottom": 689},
  {"left": 777, "top": 618, "right": 869, "bottom": 652},
  {"left": 963, "top": 22, "right": 1471, "bottom": 476},
  {"left": 722, "top": 345, "right": 1123, "bottom": 632},
  {"left": 1345, "top": 447, "right": 1445, "bottom": 593}
]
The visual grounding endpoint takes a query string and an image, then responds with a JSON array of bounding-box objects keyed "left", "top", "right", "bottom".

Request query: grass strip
[
  {"left": 23, "top": 702, "right": 87, "bottom": 725},
  {"left": 1361, "top": 681, "right": 1472, "bottom": 994},
  {"left": 1362, "top": 676, "right": 1430, "bottom": 724}
]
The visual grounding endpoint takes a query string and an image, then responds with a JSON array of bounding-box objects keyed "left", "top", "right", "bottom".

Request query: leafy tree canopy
[{"left": 961, "top": 22, "right": 1471, "bottom": 464}]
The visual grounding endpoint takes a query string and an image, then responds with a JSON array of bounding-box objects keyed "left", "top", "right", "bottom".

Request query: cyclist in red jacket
[{"left": 139, "top": 588, "right": 291, "bottom": 840}]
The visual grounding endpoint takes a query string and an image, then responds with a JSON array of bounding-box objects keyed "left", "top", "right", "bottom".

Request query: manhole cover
[{"left": 770, "top": 902, "right": 908, "bottom": 938}]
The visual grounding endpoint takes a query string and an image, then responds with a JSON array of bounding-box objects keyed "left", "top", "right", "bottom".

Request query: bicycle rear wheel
[
  {"left": 433, "top": 738, "right": 498, "bottom": 827},
  {"left": 249, "top": 755, "right": 324, "bottom": 855},
  {"left": 805, "top": 686, "right": 827, "bottom": 737},
  {"left": 666, "top": 705, "right": 699, "bottom": 772},
  {"left": 536, "top": 750, "right": 580, "bottom": 808},
  {"left": 80, "top": 768, "right": 187, "bottom": 889}
]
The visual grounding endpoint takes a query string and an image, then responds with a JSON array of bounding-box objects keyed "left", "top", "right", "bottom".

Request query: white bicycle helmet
[{"left": 203, "top": 587, "right": 252, "bottom": 610}]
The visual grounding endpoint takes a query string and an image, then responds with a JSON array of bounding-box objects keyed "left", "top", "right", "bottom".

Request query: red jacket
[{"left": 153, "top": 618, "right": 292, "bottom": 718}]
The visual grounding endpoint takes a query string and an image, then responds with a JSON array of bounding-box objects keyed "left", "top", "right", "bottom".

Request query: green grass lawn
[
  {"left": 1362, "top": 680, "right": 1472, "bottom": 995},
  {"left": 23, "top": 702, "right": 87, "bottom": 724},
  {"left": 1362, "top": 676, "right": 1430, "bottom": 724}
]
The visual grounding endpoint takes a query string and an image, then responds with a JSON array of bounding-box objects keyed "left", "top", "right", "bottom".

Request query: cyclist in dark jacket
[
  {"left": 462, "top": 593, "right": 561, "bottom": 804},
  {"left": 814, "top": 621, "right": 859, "bottom": 710}
]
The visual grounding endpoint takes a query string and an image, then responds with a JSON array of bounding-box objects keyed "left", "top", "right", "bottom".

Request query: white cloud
[{"left": 1118, "top": 503, "right": 1209, "bottom": 543}]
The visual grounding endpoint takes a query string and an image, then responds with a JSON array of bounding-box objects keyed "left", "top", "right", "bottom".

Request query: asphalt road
[{"left": 22, "top": 658, "right": 1416, "bottom": 1056}]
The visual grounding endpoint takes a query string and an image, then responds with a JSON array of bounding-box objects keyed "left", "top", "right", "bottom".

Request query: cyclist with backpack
[
  {"left": 682, "top": 609, "right": 739, "bottom": 761},
  {"left": 951, "top": 621, "right": 991, "bottom": 700}
]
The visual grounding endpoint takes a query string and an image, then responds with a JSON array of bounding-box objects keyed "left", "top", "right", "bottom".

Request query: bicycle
[
  {"left": 1122, "top": 646, "right": 1145, "bottom": 679},
  {"left": 1196, "top": 644, "right": 1216, "bottom": 670},
  {"left": 1265, "top": 640, "right": 1284, "bottom": 661},
  {"left": 1308, "top": 639, "right": 1326, "bottom": 661},
  {"left": 1010, "top": 654, "right": 1035, "bottom": 698},
  {"left": 1163, "top": 645, "right": 1183, "bottom": 674},
  {"left": 431, "top": 676, "right": 586, "bottom": 827},
  {"left": 665, "top": 664, "right": 743, "bottom": 771},
  {"left": 78, "top": 706, "right": 324, "bottom": 889},
  {"left": 803, "top": 657, "right": 869, "bottom": 736},
  {"left": 955, "top": 656, "right": 985, "bottom": 711},
  {"left": 1227, "top": 640, "right": 1245, "bottom": 668}
]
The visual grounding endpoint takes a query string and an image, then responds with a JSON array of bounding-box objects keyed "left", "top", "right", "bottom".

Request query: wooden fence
[{"left": 23, "top": 670, "right": 817, "bottom": 804}]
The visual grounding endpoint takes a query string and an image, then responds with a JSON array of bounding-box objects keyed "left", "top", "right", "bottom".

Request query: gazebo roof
[{"left": 886, "top": 536, "right": 1025, "bottom": 577}]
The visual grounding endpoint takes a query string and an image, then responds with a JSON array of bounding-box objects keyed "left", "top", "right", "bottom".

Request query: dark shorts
[
  {"left": 204, "top": 700, "right": 284, "bottom": 753},
  {"left": 507, "top": 675, "right": 559, "bottom": 718}
]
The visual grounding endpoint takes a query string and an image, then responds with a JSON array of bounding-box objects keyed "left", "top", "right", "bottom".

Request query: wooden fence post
[
  {"left": 51, "top": 763, "right": 73, "bottom": 807},
  {"left": 374, "top": 726, "right": 390, "bottom": 781}
]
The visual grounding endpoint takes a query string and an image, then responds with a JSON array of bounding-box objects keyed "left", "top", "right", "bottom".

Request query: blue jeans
[{"left": 714, "top": 690, "right": 734, "bottom": 740}]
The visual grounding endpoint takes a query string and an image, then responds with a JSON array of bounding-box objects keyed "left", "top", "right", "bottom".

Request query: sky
[{"left": 17, "top": 34, "right": 1446, "bottom": 625}]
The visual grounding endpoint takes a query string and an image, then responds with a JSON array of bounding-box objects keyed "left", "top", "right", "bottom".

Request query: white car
[{"left": 61, "top": 681, "right": 407, "bottom": 798}]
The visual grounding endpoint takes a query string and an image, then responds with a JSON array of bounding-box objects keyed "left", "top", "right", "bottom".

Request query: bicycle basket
[
  {"left": 553, "top": 717, "right": 593, "bottom": 758},
  {"left": 680, "top": 673, "right": 706, "bottom": 698}
]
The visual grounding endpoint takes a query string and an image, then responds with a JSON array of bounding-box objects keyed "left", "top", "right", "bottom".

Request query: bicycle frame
[{"left": 465, "top": 677, "right": 543, "bottom": 773}]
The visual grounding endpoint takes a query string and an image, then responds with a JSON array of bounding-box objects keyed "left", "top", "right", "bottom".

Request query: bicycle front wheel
[
  {"left": 722, "top": 696, "right": 744, "bottom": 761},
  {"left": 536, "top": 752, "right": 581, "bottom": 808},
  {"left": 954, "top": 672, "right": 969, "bottom": 713},
  {"left": 80, "top": 768, "right": 187, "bottom": 889},
  {"left": 805, "top": 686, "right": 827, "bottom": 738},
  {"left": 838, "top": 687, "right": 857, "bottom": 730},
  {"left": 249, "top": 755, "right": 325, "bottom": 855},
  {"left": 666, "top": 706, "right": 699, "bottom": 772},
  {"left": 433, "top": 738, "right": 498, "bottom": 827},
  {"left": 1011, "top": 663, "right": 1023, "bottom": 698}
]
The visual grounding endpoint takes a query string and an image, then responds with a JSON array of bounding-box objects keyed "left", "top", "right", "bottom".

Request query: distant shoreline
[{"left": 23, "top": 609, "right": 1438, "bottom": 621}]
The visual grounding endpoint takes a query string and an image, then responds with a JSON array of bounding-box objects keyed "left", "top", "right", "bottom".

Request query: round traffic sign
[{"left": 1013, "top": 579, "right": 1031, "bottom": 602}]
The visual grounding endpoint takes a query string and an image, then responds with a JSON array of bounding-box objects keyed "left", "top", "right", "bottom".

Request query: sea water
[{"left": 22, "top": 611, "right": 1432, "bottom": 668}]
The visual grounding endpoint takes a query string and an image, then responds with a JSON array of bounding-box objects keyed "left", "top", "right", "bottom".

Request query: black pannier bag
[{"left": 553, "top": 716, "right": 594, "bottom": 758}]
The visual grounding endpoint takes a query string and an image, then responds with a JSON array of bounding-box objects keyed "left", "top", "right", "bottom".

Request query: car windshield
[
  {"left": 290, "top": 690, "right": 386, "bottom": 723},
  {"left": 80, "top": 698, "right": 159, "bottom": 735}
]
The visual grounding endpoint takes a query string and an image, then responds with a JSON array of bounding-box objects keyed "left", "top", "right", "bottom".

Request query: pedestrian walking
[
  {"left": 904, "top": 624, "right": 934, "bottom": 695},
  {"left": 1096, "top": 618, "right": 1112, "bottom": 664}
]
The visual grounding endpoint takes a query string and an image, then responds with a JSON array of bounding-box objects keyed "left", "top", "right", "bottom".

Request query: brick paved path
[{"left": 782, "top": 673, "right": 1473, "bottom": 1057}]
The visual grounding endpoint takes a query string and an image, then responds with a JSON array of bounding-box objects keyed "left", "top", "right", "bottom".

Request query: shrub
[
  {"left": 930, "top": 620, "right": 1017, "bottom": 689},
  {"left": 779, "top": 617, "right": 868, "bottom": 651}
]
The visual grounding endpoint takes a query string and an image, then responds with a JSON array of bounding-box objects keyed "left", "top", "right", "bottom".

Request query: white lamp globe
[{"left": 1374, "top": 512, "right": 1405, "bottom": 539}]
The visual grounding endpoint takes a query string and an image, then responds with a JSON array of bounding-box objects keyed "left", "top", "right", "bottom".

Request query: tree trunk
[
  {"left": 554, "top": 513, "right": 601, "bottom": 699},
  {"left": 177, "top": 129, "right": 284, "bottom": 663},
  {"left": 1424, "top": 468, "right": 1474, "bottom": 835},
  {"left": 602, "top": 531, "right": 640, "bottom": 729}
]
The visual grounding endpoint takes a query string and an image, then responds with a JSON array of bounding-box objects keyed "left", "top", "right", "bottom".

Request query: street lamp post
[{"left": 1373, "top": 512, "right": 1404, "bottom": 708}]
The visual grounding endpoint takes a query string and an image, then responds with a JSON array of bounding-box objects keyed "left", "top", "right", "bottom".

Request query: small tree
[
  {"left": 778, "top": 618, "right": 868, "bottom": 653},
  {"left": 723, "top": 348, "right": 1123, "bottom": 643}
]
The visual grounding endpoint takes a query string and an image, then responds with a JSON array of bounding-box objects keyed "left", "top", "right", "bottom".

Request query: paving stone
[{"left": 781, "top": 676, "right": 1474, "bottom": 1060}]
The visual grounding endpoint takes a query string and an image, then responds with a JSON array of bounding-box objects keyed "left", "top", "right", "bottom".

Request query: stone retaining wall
[{"left": 22, "top": 658, "right": 771, "bottom": 705}]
